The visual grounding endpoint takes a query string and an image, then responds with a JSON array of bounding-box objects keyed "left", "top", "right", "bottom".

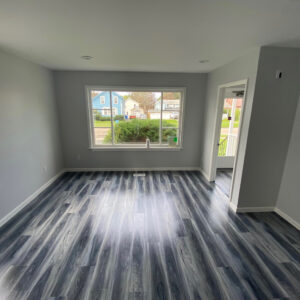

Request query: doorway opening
[{"left": 209, "top": 80, "right": 248, "bottom": 200}]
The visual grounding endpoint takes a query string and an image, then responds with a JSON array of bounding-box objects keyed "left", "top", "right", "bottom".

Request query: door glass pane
[
  {"left": 112, "top": 91, "right": 161, "bottom": 144},
  {"left": 218, "top": 98, "right": 242, "bottom": 156}
]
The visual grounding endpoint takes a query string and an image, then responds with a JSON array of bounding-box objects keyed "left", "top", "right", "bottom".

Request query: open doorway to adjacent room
[{"left": 209, "top": 80, "right": 247, "bottom": 199}]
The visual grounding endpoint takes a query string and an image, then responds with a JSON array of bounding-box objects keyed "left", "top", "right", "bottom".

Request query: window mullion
[
  {"left": 109, "top": 90, "right": 115, "bottom": 145},
  {"left": 160, "top": 91, "right": 163, "bottom": 145}
]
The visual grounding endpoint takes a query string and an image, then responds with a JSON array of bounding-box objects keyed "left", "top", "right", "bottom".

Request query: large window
[{"left": 86, "top": 87, "right": 185, "bottom": 149}]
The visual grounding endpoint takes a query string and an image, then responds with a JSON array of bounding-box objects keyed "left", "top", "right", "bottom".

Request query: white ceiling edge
[{"left": 0, "top": 43, "right": 264, "bottom": 74}]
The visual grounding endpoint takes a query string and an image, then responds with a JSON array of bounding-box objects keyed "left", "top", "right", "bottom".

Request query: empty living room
[{"left": 1, "top": 0, "right": 300, "bottom": 299}]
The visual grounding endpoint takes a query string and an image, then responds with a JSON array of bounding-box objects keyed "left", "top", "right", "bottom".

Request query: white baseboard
[
  {"left": 66, "top": 167, "right": 201, "bottom": 172},
  {"left": 235, "top": 206, "right": 274, "bottom": 213},
  {"left": 229, "top": 202, "right": 237, "bottom": 212},
  {"left": 274, "top": 207, "right": 300, "bottom": 231},
  {"left": 198, "top": 168, "right": 211, "bottom": 182},
  {"left": 0, "top": 169, "right": 65, "bottom": 228},
  {"left": 231, "top": 205, "right": 299, "bottom": 231}
]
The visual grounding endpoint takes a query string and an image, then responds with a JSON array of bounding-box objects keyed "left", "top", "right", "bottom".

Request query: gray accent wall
[
  {"left": 238, "top": 47, "right": 300, "bottom": 208},
  {"left": 53, "top": 71, "right": 207, "bottom": 169},
  {"left": 200, "top": 48, "right": 260, "bottom": 206},
  {"left": 0, "top": 49, "right": 63, "bottom": 220},
  {"left": 276, "top": 97, "right": 300, "bottom": 225}
]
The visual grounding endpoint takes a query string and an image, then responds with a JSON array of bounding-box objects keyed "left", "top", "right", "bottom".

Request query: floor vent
[{"left": 133, "top": 173, "right": 146, "bottom": 177}]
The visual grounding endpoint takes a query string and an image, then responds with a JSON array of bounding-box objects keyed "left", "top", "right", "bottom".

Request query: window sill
[{"left": 89, "top": 146, "right": 183, "bottom": 151}]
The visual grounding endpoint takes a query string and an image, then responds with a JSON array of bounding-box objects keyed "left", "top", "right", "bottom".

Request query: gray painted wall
[
  {"left": 238, "top": 47, "right": 300, "bottom": 208},
  {"left": 276, "top": 97, "right": 300, "bottom": 225},
  {"left": 0, "top": 49, "right": 63, "bottom": 220},
  {"left": 53, "top": 71, "right": 207, "bottom": 169},
  {"left": 200, "top": 48, "right": 260, "bottom": 206}
]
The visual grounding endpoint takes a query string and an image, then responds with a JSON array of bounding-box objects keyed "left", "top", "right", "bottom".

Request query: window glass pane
[
  {"left": 91, "top": 90, "right": 112, "bottom": 145},
  {"left": 162, "top": 92, "right": 181, "bottom": 110},
  {"left": 162, "top": 128, "right": 179, "bottom": 146},
  {"left": 88, "top": 88, "right": 183, "bottom": 148},
  {"left": 94, "top": 128, "right": 112, "bottom": 145},
  {"left": 111, "top": 91, "right": 161, "bottom": 144},
  {"left": 92, "top": 109, "right": 112, "bottom": 145},
  {"left": 161, "top": 92, "right": 181, "bottom": 147},
  {"left": 91, "top": 90, "right": 110, "bottom": 109},
  {"left": 162, "top": 92, "right": 181, "bottom": 131},
  {"left": 162, "top": 111, "right": 179, "bottom": 128}
]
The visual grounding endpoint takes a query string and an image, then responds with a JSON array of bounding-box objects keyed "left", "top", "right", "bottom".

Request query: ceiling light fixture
[
  {"left": 81, "top": 55, "right": 93, "bottom": 60},
  {"left": 199, "top": 59, "right": 209, "bottom": 64}
]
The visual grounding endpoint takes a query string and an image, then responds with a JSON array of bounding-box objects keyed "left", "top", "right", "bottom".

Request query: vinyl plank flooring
[
  {"left": 0, "top": 171, "right": 299, "bottom": 300},
  {"left": 215, "top": 168, "right": 233, "bottom": 197}
]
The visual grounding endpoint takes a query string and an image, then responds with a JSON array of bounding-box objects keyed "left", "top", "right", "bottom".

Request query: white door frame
[{"left": 208, "top": 79, "right": 249, "bottom": 199}]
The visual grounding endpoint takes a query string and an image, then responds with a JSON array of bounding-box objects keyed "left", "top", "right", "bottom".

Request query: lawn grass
[
  {"left": 162, "top": 119, "right": 178, "bottom": 127},
  {"left": 94, "top": 120, "right": 112, "bottom": 127},
  {"left": 221, "top": 119, "right": 239, "bottom": 128}
]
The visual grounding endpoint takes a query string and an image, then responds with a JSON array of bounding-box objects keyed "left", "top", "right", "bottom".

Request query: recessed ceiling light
[
  {"left": 81, "top": 55, "right": 93, "bottom": 60},
  {"left": 199, "top": 59, "right": 209, "bottom": 64}
]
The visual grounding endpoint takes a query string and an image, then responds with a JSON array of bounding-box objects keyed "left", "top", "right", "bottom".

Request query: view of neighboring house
[
  {"left": 92, "top": 91, "right": 124, "bottom": 116},
  {"left": 154, "top": 99, "right": 180, "bottom": 110},
  {"left": 149, "top": 99, "right": 180, "bottom": 119},
  {"left": 124, "top": 98, "right": 144, "bottom": 118}
]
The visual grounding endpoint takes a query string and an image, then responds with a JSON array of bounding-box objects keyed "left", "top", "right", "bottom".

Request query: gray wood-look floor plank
[{"left": 0, "top": 171, "right": 299, "bottom": 300}]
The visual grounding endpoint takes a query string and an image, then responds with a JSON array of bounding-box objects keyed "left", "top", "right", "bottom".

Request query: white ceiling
[{"left": 1, "top": 0, "right": 300, "bottom": 72}]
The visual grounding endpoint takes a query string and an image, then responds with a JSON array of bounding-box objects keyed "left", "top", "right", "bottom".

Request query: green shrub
[
  {"left": 100, "top": 116, "right": 111, "bottom": 121},
  {"left": 115, "top": 119, "right": 159, "bottom": 142},
  {"left": 93, "top": 112, "right": 125, "bottom": 122},
  {"left": 93, "top": 111, "right": 101, "bottom": 121},
  {"left": 162, "top": 128, "right": 177, "bottom": 142},
  {"left": 114, "top": 115, "right": 125, "bottom": 121},
  {"left": 103, "top": 119, "right": 178, "bottom": 144},
  {"left": 93, "top": 111, "right": 111, "bottom": 122}
]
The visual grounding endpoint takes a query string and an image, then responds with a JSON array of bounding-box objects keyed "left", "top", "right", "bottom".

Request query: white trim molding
[
  {"left": 208, "top": 79, "right": 248, "bottom": 182},
  {"left": 0, "top": 170, "right": 65, "bottom": 228},
  {"left": 85, "top": 85, "right": 186, "bottom": 150},
  {"left": 229, "top": 202, "right": 238, "bottom": 212},
  {"left": 274, "top": 207, "right": 300, "bottom": 231},
  {"left": 230, "top": 205, "right": 300, "bottom": 230},
  {"left": 198, "top": 168, "right": 210, "bottom": 182}
]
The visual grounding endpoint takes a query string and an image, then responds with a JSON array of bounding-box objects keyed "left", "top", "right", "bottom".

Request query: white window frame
[
  {"left": 100, "top": 95, "right": 105, "bottom": 104},
  {"left": 113, "top": 96, "right": 118, "bottom": 105},
  {"left": 86, "top": 86, "right": 186, "bottom": 150}
]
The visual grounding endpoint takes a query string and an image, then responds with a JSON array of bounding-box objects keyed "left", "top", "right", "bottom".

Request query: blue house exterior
[{"left": 92, "top": 92, "right": 124, "bottom": 115}]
